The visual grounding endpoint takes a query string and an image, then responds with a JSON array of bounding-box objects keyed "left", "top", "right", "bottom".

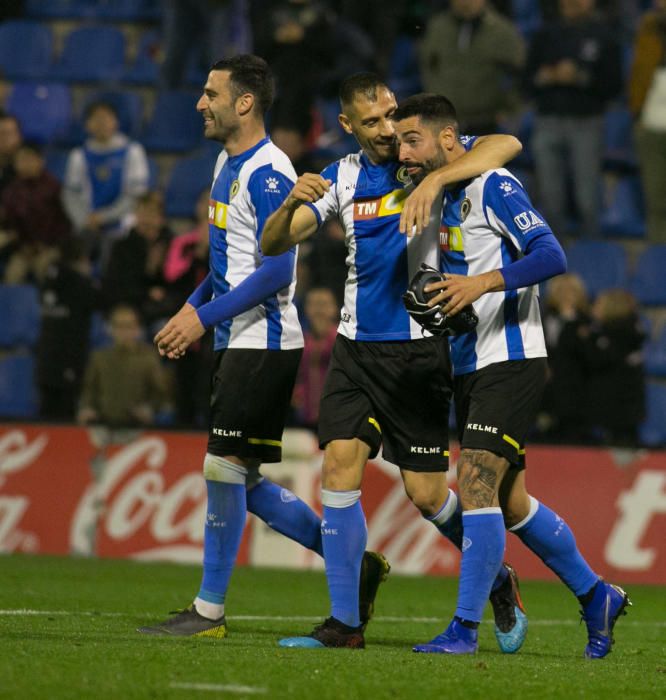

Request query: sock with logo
[
  {"left": 246, "top": 478, "right": 323, "bottom": 556},
  {"left": 510, "top": 497, "right": 599, "bottom": 597},
  {"left": 428, "top": 490, "right": 508, "bottom": 593},
  {"left": 455, "top": 508, "right": 505, "bottom": 623},
  {"left": 321, "top": 489, "right": 367, "bottom": 628},
  {"left": 197, "top": 480, "right": 247, "bottom": 614}
]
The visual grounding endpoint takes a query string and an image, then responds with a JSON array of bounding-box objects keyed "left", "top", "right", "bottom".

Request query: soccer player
[
  {"left": 393, "top": 93, "right": 630, "bottom": 658},
  {"left": 138, "top": 56, "right": 387, "bottom": 639},
  {"left": 262, "top": 74, "right": 527, "bottom": 651}
]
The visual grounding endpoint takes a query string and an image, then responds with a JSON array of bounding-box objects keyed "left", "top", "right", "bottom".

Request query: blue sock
[
  {"left": 321, "top": 490, "right": 367, "bottom": 628},
  {"left": 455, "top": 508, "right": 505, "bottom": 623},
  {"left": 511, "top": 497, "right": 599, "bottom": 597},
  {"left": 428, "top": 491, "right": 508, "bottom": 593},
  {"left": 198, "top": 480, "right": 247, "bottom": 604},
  {"left": 246, "top": 478, "right": 323, "bottom": 556}
]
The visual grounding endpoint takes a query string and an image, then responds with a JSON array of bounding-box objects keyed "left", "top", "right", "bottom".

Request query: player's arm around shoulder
[{"left": 261, "top": 173, "right": 331, "bottom": 255}]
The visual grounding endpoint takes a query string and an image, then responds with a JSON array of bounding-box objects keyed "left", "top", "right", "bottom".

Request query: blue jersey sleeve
[
  {"left": 482, "top": 171, "right": 553, "bottom": 250},
  {"left": 186, "top": 273, "right": 213, "bottom": 308},
  {"left": 482, "top": 172, "right": 566, "bottom": 289},
  {"left": 196, "top": 251, "right": 295, "bottom": 329},
  {"left": 247, "top": 165, "right": 296, "bottom": 240},
  {"left": 459, "top": 134, "right": 478, "bottom": 152}
]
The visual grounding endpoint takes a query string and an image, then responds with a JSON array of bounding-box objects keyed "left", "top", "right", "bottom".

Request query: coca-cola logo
[{"left": 70, "top": 436, "right": 207, "bottom": 560}]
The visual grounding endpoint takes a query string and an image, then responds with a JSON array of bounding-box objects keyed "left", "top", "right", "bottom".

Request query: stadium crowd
[{"left": 0, "top": 0, "right": 664, "bottom": 447}]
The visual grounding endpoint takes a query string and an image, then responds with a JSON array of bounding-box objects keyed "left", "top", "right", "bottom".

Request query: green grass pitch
[{"left": 0, "top": 555, "right": 664, "bottom": 699}]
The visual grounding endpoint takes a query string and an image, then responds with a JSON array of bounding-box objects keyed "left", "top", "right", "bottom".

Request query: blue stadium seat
[
  {"left": 512, "top": 0, "right": 542, "bottom": 37},
  {"left": 7, "top": 82, "right": 72, "bottom": 145},
  {"left": 0, "top": 285, "right": 41, "bottom": 348},
  {"left": 387, "top": 35, "right": 421, "bottom": 101},
  {"left": 639, "top": 381, "right": 666, "bottom": 446},
  {"left": 123, "top": 30, "right": 160, "bottom": 85},
  {"left": 45, "top": 148, "right": 70, "bottom": 182},
  {"left": 0, "top": 353, "right": 38, "bottom": 419},
  {"left": 644, "top": 325, "right": 666, "bottom": 378},
  {"left": 94, "top": 0, "right": 161, "bottom": 21},
  {"left": 164, "top": 152, "right": 217, "bottom": 218},
  {"left": 600, "top": 174, "right": 645, "bottom": 238},
  {"left": 147, "top": 156, "right": 159, "bottom": 190},
  {"left": 89, "top": 312, "right": 112, "bottom": 349},
  {"left": 25, "top": 0, "right": 94, "bottom": 18},
  {"left": 565, "top": 241, "right": 628, "bottom": 299},
  {"left": 141, "top": 91, "right": 203, "bottom": 152},
  {"left": 53, "top": 26, "right": 126, "bottom": 82},
  {"left": 0, "top": 20, "right": 53, "bottom": 80},
  {"left": 603, "top": 107, "right": 637, "bottom": 170},
  {"left": 631, "top": 245, "right": 666, "bottom": 305}
]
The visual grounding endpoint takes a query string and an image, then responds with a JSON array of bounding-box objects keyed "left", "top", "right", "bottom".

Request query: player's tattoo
[{"left": 457, "top": 449, "right": 504, "bottom": 509}]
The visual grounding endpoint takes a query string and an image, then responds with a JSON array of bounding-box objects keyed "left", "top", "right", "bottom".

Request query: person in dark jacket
[
  {"left": 525, "top": 0, "right": 623, "bottom": 238},
  {"left": 102, "top": 191, "right": 173, "bottom": 324}
]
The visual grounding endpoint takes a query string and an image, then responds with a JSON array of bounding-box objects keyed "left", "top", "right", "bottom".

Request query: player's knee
[
  {"left": 322, "top": 444, "right": 364, "bottom": 490},
  {"left": 457, "top": 448, "right": 508, "bottom": 508},
  {"left": 203, "top": 453, "right": 248, "bottom": 484},
  {"left": 402, "top": 475, "right": 448, "bottom": 517}
]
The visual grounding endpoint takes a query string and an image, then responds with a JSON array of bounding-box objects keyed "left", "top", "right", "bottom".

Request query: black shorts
[
  {"left": 207, "top": 347, "right": 302, "bottom": 463},
  {"left": 318, "top": 335, "right": 452, "bottom": 472},
  {"left": 454, "top": 358, "right": 547, "bottom": 470}
]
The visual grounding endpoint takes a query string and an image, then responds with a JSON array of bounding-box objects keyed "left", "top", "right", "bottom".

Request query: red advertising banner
[{"left": 1, "top": 424, "right": 664, "bottom": 584}]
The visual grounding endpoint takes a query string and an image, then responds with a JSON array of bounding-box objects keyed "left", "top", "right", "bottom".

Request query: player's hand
[
  {"left": 283, "top": 174, "right": 332, "bottom": 210},
  {"left": 425, "top": 272, "right": 500, "bottom": 317},
  {"left": 400, "top": 172, "right": 444, "bottom": 236},
  {"left": 154, "top": 304, "right": 205, "bottom": 359}
]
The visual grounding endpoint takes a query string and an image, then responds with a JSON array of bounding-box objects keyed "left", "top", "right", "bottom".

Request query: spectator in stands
[
  {"left": 540, "top": 273, "right": 591, "bottom": 442},
  {"left": 629, "top": 0, "right": 666, "bottom": 243},
  {"left": 2, "top": 142, "right": 71, "bottom": 284},
  {"left": 270, "top": 108, "right": 319, "bottom": 175},
  {"left": 77, "top": 304, "right": 170, "bottom": 428},
  {"left": 419, "top": 0, "right": 526, "bottom": 134},
  {"left": 62, "top": 101, "right": 149, "bottom": 260},
  {"left": 581, "top": 289, "right": 646, "bottom": 446},
  {"left": 0, "top": 112, "right": 21, "bottom": 201},
  {"left": 525, "top": 0, "right": 623, "bottom": 239},
  {"left": 163, "top": 189, "right": 213, "bottom": 427},
  {"left": 291, "top": 286, "right": 338, "bottom": 430},
  {"left": 160, "top": 0, "right": 252, "bottom": 89},
  {"left": 37, "top": 238, "right": 98, "bottom": 421},
  {"left": 102, "top": 191, "right": 173, "bottom": 325},
  {"left": 253, "top": 0, "right": 337, "bottom": 127}
]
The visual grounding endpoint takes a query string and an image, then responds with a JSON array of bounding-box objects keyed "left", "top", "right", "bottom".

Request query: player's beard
[{"left": 407, "top": 144, "right": 447, "bottom": 184}]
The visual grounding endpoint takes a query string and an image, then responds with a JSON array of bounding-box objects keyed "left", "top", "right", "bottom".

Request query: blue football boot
[
  {"left": 412, "top": 618, "right": 478, "bottom": 655},
  {"left": 489, "top": 563, "right": 528, "bottom": 654},
  {"left": 581, "top": 581, "right": 631, "bottom": 659}
]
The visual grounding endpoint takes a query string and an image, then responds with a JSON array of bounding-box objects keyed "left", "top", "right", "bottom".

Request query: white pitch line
[
  {"left": 170, "top": 682, "right": 266, "bottom": 694},
  {"left": 0, "top": 609, "right": 664, "bottom": 627}
]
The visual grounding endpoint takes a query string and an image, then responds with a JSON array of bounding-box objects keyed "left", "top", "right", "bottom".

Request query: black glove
[{"left": 402, "top": 263, "right": 479, "bottom": 336}]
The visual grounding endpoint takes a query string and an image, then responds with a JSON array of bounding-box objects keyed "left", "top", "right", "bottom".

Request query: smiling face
[
  {"left": 339, "top": 87, "right": 398, "bottom": 164},
  {"left": 196, "top": 70, "right": 241, "bottom": 144},
  {"left": 394, "top": 115, "right": 449, "bottom": 184}
]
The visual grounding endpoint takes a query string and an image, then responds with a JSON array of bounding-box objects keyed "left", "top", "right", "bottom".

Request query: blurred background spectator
[
  {"left": 419, "top": 0, "right": 526, "bottom": 134},
  {"left": 525, "top": 0, "right": 623, "bottom": 239},
  {"left": 62, "top": 100, "right": 149, "bottom": 261},
  {"left": 581, "top": 289, "right": 647, "bottom": 445},
  {"left": 77, "top": 304, "right": 170, "bottom": 428},
  {"left": 291, "top": 286, "right": 339, "bottom": 430},
  {"left": 629, "top": 0, "right": 666, "bottom": 243},
  {"left": 1, "top": 142, "right": 71, "bottom": 284},
  {"left": 102, "top": 191, "right": 172, "bottom": 325},
  {"left": 37, "top": 238, "right": 97, "bottom": 421},
  {"left": 0, "top": 112, "right": 21, "bottom": 201}
]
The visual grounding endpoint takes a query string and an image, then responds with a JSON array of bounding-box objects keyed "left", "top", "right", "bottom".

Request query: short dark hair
[
  {"left": 339, "top": 72, "right": 388, "bottom": 110},
  {"left": 211, "top": 54, "right": 275, "bottom": 116},
  {"left": 84, "top": 100, "right": 119, "bottom": 121},
  {"left": 393, "top": 93, "right": 459, "bottom": 134},
  {"left": 17, "top": 140, "right": 44, "bottom": 157}
]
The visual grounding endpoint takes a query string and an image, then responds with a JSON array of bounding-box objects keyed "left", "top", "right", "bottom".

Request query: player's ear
[
  {"left": 236, "top": 92, "right": 254, "bottom": 117},
  {"left": 439, "top": 125, "right": 456, "bottom": 151},
  {"left": 338, "top": 113, "right": 353, "bottom": 135}
]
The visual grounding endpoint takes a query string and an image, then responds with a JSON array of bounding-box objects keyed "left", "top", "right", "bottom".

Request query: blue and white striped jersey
[
  {"left": 441, "top": 168, "right": 549, "bottom": 375},
  {"left": 306, "top": 152, "right": 444, "bottom": 341},
  {"left": 209, "top": 137, "right": 303, "bottom": 350}
]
